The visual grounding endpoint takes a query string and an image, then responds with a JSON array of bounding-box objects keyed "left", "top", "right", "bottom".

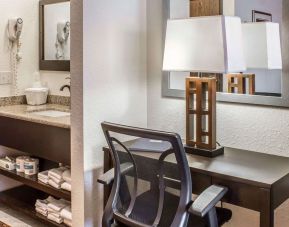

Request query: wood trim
[
  {"left": 227, "top": 74, "right": 255, "bottom": 95},
  {"left": 186, "top": 77, "right": 216, "bottom": 150},
  {"left": 39, "top": 0, "right": 70, "bottom": 71},
  {"left": 0, "top": 116, "right": 71, "bottom": 165},
  {"left": 0, "top": 167, "right": 71, "bottom": 200}
]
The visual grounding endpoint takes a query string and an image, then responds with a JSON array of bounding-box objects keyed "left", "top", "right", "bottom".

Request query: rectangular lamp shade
[
  {"left": 242, "top": 22, "right": 282, "bottom": 70},
  {"left": 163, "top": 16, "right": 246, "bottom": 73}
]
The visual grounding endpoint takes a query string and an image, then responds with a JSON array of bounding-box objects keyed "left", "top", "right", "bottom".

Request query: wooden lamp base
[
  {"left": 184, "top": 145, "right": 224, "bottom": 158},
  {"left": 186, "top": 77, "right": 224, "bottom": 158}
]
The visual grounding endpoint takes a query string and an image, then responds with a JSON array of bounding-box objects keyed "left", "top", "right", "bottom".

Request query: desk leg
[{"left": 260, "top": 188, "right": 274, "bottom": 227}]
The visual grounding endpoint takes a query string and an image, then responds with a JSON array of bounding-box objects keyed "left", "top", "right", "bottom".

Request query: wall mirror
[
  {"left": 39, "top": 0, "right": 70, "bottom": 71},
  {"left": 163, "top": 0, "right": 289, "bottom": 107}
]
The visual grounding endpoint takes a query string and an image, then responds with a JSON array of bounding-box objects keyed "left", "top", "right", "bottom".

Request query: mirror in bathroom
[{"left": 39, "top": 0, "right": 70, "bottom": 71}]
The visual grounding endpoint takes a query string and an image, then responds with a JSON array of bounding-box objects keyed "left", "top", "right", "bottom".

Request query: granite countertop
[{"left": 0, "top": 104, "right": 70, "bottom": 129}]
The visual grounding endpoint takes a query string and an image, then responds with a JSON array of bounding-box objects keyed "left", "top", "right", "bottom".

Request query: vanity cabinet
[
  {"left": 190, "top": 0, "right": 221, "bottom": 17},
  {"left": 0, "top": 116, "right": 70, "bottom": 165},
  {"left": 0, "top": 104, "right": 71, "bottom": 226}
]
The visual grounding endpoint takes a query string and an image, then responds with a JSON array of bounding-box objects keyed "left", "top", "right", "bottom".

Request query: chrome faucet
[{"left": 60, "top": 77, "right": 71, "bottom": 93}]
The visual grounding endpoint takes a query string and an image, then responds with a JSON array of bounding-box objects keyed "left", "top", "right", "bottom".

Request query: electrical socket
[{"left": 0, "top": 71, "right": 12, "bottom": 85}]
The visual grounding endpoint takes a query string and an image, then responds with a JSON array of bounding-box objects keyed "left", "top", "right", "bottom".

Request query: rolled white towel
[
  {"left": 64, "top": 218, "right": 72, "bottom": 227},
  {"left": 61, "top": 182, "right": 71, "bottom": 192},
  {"left": 48, "top": 198, "right": 70, "bottom": 212},
  {"left": 60, "top": 206, "right": 72, "bottom": 221},
  {"left": 47, "top": 213, "right": 63, "bottom": 224},
  {"left": 48, "top": 167, "right": 67, "bottom": 180},
  {"left": 62, "top": 169, "right": 71, "bottom": 184}
]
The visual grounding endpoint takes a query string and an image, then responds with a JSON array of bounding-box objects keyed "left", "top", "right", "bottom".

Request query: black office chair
[{"left": 98, "top": 122, "right": 232, "bottom": 227}]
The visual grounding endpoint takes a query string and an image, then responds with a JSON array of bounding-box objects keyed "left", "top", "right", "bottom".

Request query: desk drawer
[
  {"left": 191, "top": 171, "right": 211, "bottom": 194},
  {"left": 212, "top": 177, "right": 262, "bottom": 212}
]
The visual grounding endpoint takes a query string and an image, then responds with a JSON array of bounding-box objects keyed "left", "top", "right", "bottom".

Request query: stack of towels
[
  {"left": 38, "top": 167, "right": 71, "bottom": 192},
  {"left": 35, "top": 196, "right": 72, "bottom": 226}
]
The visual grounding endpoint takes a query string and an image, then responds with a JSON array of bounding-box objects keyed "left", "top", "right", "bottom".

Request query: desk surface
[{"left": 105, "top": 142, "right": 289, "bottom": 188}]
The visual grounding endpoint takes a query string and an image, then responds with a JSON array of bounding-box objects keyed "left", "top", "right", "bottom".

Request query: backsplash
[
  {"left": 47, "top": 95, "right": 70, "bottom": 106},
  {"left": 0, "top": 96, "right": 26, "bottom": 106},
  {"left": 0, "top": 95, "right": 70, "bottom": 107}
]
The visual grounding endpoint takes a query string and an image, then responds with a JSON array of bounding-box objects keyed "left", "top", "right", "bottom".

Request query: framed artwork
[{"left": 252, "top": 10, "right": 273, "bottom": 22}]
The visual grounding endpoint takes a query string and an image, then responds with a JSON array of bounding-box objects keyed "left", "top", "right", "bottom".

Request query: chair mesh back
[{"left": 102, "top": 122, "right": 192, "bottom": 227}]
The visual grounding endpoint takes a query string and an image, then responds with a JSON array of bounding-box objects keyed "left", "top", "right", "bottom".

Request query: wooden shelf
[
  {"left": 0, "top": 167, "right": 71, "bottom": 200},
  {"left": 0, "top": 186, "right": 67, "bottom": 227}
]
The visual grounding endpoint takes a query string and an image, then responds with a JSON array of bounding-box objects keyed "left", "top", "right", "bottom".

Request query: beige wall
[
  {"left": 0, "top": 0, "right": 70, "bottom": 98},
  {"left": 72, "top": 0, "right": 147, "bottom": 226},
  {"left": 147, "top": 0, "right": 289, "bottom": 226}
]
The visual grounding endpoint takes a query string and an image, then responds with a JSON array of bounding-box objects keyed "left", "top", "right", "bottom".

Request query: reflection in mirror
[
  {"left": 224, "top": 0, "right": 282, "bottom": 97},
  {"left": 40, "top": 0, "right": 70, "bottom": 71},
  {"left": 44, "top": 2, "right": 70, "bottom": 60},
  {"left": 165, "top": 0, "right": 285, "bottom": 99}
]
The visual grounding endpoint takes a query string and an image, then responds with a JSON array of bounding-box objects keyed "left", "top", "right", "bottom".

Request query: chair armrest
[
  {"left": 189, "top": 185, "right": 228, "bottom": 217},
  {"left": 97, "top": 162, "right": 133, "bottom": 185}
]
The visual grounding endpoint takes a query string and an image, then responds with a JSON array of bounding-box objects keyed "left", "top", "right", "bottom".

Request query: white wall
[
  {"left": 235, "top": 0, "right": 283, "bottom": 94},
  {"left": 0, "top": 0, "right": 70, "bottom": 98},
  {"left": 0, "top": 0, "right": 38, "bottom": 97},
  {"left": 41, "top": 71, "right": 70, "bottom": 97},
  {"left": 147, "top": 0, "right": 289, "bottom": 157},
  {"left": 235, "top": 0, "right": 282, "bottom": 23},
  {"left": 72, "top": 0, "right": 147, "bottom": 226}
]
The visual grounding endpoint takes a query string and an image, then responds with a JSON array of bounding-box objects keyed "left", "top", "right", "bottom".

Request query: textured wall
[
  {"left": 147, "top": 0, "right": 289, "bottom": 226},
  {"left": 75, "top": 0, "right": 148, "bottom": 226},
  {"left": 148, "top": 0, "right": 289, "bottom": 156}
]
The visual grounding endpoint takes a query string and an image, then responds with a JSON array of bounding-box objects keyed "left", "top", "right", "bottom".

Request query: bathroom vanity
[{"left": 0, "top": 102, "right": 71, "bottom": 227}]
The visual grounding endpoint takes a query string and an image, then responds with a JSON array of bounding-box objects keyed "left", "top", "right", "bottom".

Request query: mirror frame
[
  {"left": 162, "top": 0, "right": 289, "bottom": 107},
  {"left": 39, "top": 0, "right": 70, "bottom": 71}
]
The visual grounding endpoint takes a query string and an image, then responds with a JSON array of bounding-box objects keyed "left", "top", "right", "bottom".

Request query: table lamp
[
  {"left": 227, "top": 22, "right": 282, "bottom": 95},
  {"left": 163, "top": 16, "right": 246, "bottom": 157}
]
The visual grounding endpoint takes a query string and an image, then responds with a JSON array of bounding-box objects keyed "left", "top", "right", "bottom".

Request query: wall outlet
[{"left": 0, "top": 71, "right": 12, "bottom": 85}]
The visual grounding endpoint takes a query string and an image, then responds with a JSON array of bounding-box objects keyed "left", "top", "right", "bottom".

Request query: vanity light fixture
[{"left": 163, "top": 16, "right": 246, "bottom": 157}]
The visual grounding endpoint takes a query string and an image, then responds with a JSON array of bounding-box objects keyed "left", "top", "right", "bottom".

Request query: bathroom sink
[{"left": 32, "top": 110, "right": 71, "bottom": 118}]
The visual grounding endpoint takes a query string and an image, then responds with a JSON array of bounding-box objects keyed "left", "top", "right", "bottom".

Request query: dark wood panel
[
  {"left": 0, "top": 116, "right": 70, "bottom": 165},
  {"left": 106, "top": 143, "right": 289, "bottom": 188},
  {"left": 272, "top": 173, "right": 289, "bottom": 209},
  {"left": 0, "top": 186, "right": 66, "bottom": 227},
  {"left": 0, "top": 167, "right": 71, "bottom": 200},
  {"left": 212, "top": 177, "right": 263, "bottom": 212},
  {"left": 191, "top": 171, "right": 211, "bottom": 194}
]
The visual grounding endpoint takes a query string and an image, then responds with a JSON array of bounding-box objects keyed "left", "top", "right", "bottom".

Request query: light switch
[{"left": 0, "top": 71, "right": 12, "bottom": 85}]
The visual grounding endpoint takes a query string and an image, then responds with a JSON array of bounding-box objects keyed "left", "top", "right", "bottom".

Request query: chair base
[{"left": 185, "top": 145, "right": 224, "bottom": 158}]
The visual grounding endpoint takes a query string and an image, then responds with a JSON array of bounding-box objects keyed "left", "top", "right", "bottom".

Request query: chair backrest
[{"left": 101, "top": 122, "right": 192, "bottom": 227}]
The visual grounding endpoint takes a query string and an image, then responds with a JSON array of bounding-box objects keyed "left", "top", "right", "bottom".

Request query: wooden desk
[{"left": 103, "top": 145, "right": 289, "bottom": 227}]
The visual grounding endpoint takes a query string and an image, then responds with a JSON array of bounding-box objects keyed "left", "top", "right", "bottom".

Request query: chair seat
[{"left": 114, "top": 190, "right": 232, "bottom": 227}]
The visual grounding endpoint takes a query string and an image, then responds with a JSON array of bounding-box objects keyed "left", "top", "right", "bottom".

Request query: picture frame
[{"left": 252, "top": 10, "right": 272, "bottom": 22}]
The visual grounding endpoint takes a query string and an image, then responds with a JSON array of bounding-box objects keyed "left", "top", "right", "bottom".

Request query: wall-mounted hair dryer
[
  {"left": 57, "top": 21, "right": 70, "bottom": 44},
  {"left": 7, "top": 18, "right": 23, "bottom": 42},
  {"left": 56, "top": 21, "right": 70, "bottom": 59}
]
